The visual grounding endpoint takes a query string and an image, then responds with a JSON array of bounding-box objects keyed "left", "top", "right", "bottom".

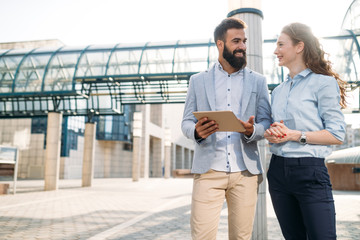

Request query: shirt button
[
  {"left": 228, "top": 75, "right": 230, "bottom": 77},
  {"left": 228, "top": 104, "right": 230, "bottom": 106},
  {"left": 228, "top": 153, "right": 230, "bottom": 155},
  {"left": 228, "top": 89, "right": 230, "bottom": 91},
  {"left": 228, "top": 136, "right": 230, "bottom": 138}
]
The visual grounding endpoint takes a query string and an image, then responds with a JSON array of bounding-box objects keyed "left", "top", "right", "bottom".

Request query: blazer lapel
[
  {"left": 241, "top": 68, "right": 254, "bottom": 116},
  {"left": 204, "top": 65, "right": 216, "bottom": 111}
]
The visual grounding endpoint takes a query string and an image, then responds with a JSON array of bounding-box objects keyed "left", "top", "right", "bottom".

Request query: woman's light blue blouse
[{"left": 270, "top": 68, "right": 346, "bottom": 158}]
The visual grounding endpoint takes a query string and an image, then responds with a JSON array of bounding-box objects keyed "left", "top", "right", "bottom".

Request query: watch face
[{"left": 300, "top": 132, "right": 306, "bottom": 144}]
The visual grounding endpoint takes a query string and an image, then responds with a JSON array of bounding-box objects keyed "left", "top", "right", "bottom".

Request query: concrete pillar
[
  {"left": 228, "top": 0, "right": 263, "bottom": 71},
  {"left": 44, "top": 112, "right": 62, "bottom": 191},
  {"left": 143, "top": 105, "right": 150, "bottom": 179},
  {"left": 171, "top": 144, "right": 176, "bottom": 173},
  {"left": 228, "top": 1, "right": 267, "bottom": 239},
  {"left": 151, "top": 137, "right": 162, "bottom": 177},
  {"left": 164, "top": 128, "right": 171, "bottom": 178},
  {"left": 183, "top": 148, "right": 189, "bottom": 168},
  {"left": 82, "top": 122, "right": 96, "bottom": 187},
  {"left": 175, "top": 145, "right": 182, "bottom": 169},
  {"left": 132, "top": 112, "right": 142, "bottom": 181}
]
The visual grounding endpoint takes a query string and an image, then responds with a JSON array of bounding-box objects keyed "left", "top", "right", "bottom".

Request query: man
[{"left": 181, "top": 18, "right": 271, "bottom": 240}]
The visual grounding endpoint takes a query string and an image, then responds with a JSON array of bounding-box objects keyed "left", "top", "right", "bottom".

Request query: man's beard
[{"left": 223, "top": 44, "right": 247, "bottom": 70}]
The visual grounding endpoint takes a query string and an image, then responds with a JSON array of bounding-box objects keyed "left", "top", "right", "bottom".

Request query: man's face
[{"left": 222, "top": 28, "right": 247, "bottom": 69}]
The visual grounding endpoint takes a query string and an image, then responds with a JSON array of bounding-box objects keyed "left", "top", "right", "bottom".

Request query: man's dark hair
[{"left": 214, "top": 18, "right": 247, "bottom": 43}]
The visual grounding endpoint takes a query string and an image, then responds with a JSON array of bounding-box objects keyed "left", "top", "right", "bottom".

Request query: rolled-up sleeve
[{"left": 317, "top": 78, "right": 346, "bottom": 142}]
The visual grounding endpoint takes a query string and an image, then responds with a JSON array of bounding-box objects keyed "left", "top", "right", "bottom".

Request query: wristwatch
[{"left": 299, "top": 131, "right": 307, "bottom": 145}]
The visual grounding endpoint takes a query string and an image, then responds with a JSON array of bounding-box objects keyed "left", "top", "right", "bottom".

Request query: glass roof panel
[
  {"left": 75, "top": 51, "right": 111, "bottom": 77},
  {"left": 342, "top": 0, "right": 360, "bottom": 30},
  {"left": 173, "top": 46, "right": 209, "bottom": 73},
  {"left": 116, "top": 42, "right": 146, "bottom": 48},
  {"left": 178, "top": 39, "right": 213, "bottom": 45},
  {"left": 4, "top": 48, "right": 33, "bottom": 56},
  {"left": 14, "top": 54, "right": 52, "bottom": 92},
  {"left": 139, "top": 48, "right": 174, "bottom": 74},
  {"left": 87, "top": 44, "right": 117, "bottom": 50},
  {"left": 58, "top": 46, "right": 88, "bottom": 52},
  {"left": 0, "top": 55, "right": 23, "bottom": 93},
  {"left": 343, "top": 37, "right": 359, "bottom": 81},
  {"left": 43, "top": 52, "right": 79, "bottom": 92},
  {"left": 106, "top": 49, "right": 142, "bottom": 76},
  {"left": 0, "top": 49, "right": 11, "bottom": 55},
  {"left": 147, "top": 41, "right": 178, "bottom": 47},
  {"left": 32, "top": 47, "right": 62, "bottom": 54}
]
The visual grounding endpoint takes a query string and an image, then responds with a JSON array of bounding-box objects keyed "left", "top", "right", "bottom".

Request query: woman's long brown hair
[{"left": 282, "top": 23, "right": 347, "bottom": 108}]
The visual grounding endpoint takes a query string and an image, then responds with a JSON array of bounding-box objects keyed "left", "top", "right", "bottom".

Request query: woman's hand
[
  {"left": 264, "top": 120, "right": 297, "bottom": 144},
  {"left": 264, "top": 121, "right": 343, "bottom": 145}
]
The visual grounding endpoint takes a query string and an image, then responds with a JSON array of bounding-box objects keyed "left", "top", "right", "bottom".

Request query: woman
[{"left": 265, "top": 22, "right": 347, "bottom": 239}]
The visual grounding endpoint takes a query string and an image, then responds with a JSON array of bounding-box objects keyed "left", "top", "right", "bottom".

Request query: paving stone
[{"left": 0, "top": 178, "right": 358, "bottom": 240}]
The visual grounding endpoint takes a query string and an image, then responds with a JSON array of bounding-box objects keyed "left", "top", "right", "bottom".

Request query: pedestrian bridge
[{"left": 0, "top": 34, "right": 359, "bottom": 118}]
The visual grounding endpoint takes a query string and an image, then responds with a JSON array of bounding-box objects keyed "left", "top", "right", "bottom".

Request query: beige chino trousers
[{"left": 190, "top": 169, "right": 262, "bottom": 240}]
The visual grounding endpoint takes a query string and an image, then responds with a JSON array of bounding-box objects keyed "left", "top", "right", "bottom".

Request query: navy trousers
[{"left": 267, "top": 154, "right": 336, "bottom": 240}]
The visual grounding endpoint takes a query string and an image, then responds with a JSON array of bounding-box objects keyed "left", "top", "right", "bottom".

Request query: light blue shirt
[
  {"left": 212, "top": 61, "right": 247, "bottom": 172},
  {"left": 270, "top": 68, "right": 346, "bottom": 158}
]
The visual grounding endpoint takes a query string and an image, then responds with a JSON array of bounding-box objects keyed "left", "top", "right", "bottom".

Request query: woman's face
[{"left": 274, "top": 33, "right": 298, "bottom": 68}]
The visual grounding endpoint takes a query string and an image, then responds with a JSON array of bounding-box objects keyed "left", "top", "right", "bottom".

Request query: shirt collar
[
  {"left": 215, "top": 60, "right": 244, "bottom": 76},
  {"left": 287, "top": 68, "right": 312, "bottom": 82}
]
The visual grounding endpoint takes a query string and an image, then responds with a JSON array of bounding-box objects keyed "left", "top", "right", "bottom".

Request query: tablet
[{"left": 192, "top": 110, "right": 246, "bottom": 132}]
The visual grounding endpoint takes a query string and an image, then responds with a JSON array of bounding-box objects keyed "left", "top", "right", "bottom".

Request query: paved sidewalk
[{"left": 0, "top": 178, "right": 359, "bottom": 239}]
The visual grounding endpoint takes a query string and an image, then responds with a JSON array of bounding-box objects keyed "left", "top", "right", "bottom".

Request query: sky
[
  {"left": 0, "top": 0, "right": 359, "bottom": 126},
  {"left": 0, "top": 0, "right": 355, "bottom": 45}
]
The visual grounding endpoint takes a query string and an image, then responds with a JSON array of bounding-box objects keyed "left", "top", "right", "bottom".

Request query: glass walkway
[
  {"left": 0, "top": 35, "right": 359, "bottom": 117},
  {"left": 0, "top": 40, "right": 218, "bottom": 117}
]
